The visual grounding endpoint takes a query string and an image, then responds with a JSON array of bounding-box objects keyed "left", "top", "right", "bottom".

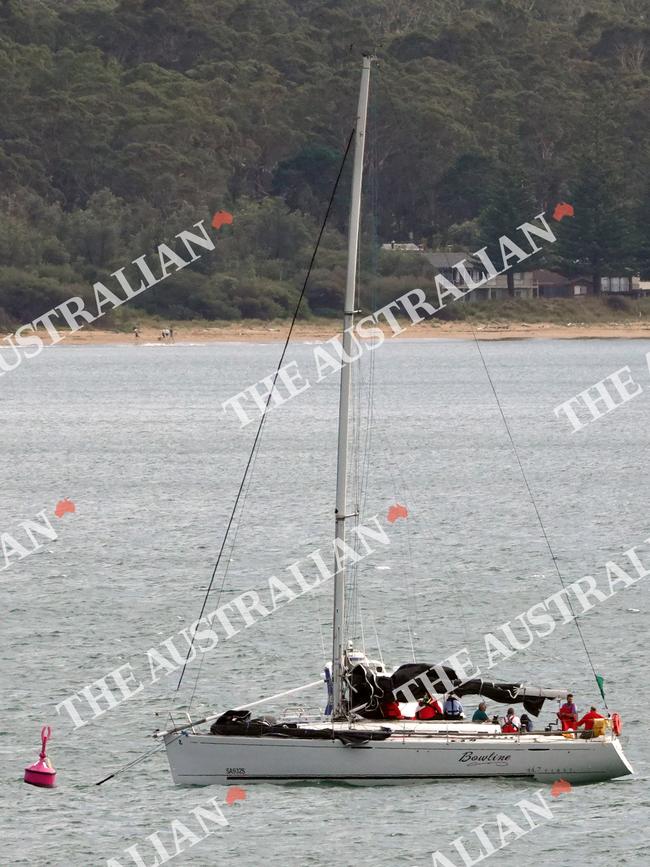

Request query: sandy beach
[{"left": 5, "top": 320, "right": 650, "bottom": 346}]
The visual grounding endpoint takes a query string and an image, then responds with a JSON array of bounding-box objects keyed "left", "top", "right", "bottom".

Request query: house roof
[
  {"left": 533, "top": 270, "right": 591, "bottom": 286},
  {"left": 532, "top": 269, "right": 567, "bottom": 286},
  {"left": 423, "top": 251, "right": 475, "bottom": 269}
]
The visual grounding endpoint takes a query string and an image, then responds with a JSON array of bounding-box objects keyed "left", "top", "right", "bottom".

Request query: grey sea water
[{"left": 1, "top": 336, "right": 648, "bottom": 867}]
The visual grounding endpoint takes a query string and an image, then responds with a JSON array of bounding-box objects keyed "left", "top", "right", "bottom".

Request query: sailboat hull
[{"left": 163, "top": 731, "right": 633, "bottom": 786}]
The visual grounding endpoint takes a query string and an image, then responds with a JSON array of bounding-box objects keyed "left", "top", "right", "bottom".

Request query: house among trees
[
  {"left": 422, "top": 250, "right": 537, "bottom": 300},
  {"left": 383, "top": 246, "right": 645, "bottom": 301},
  {"left": 424, "top": 250, "right": 536, "bottom": 301},
  {"left": 381, "top": 242, "right": 424, "bottom": 252},
  {"left": 534, "top": 270, "right": 642, "bottom": 298}
]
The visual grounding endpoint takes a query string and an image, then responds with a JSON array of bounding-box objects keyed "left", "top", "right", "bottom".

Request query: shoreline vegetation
[
  {"left": 4, "top": 297, "right": 650, "bottom": 346},
  {"left": 3, "top": 2, "right": 650, "bottom": 338}
]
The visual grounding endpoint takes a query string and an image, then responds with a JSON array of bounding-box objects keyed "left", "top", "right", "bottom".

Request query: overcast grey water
[{"left": 1, "top": 337, "right": 649, "bottom": 867}]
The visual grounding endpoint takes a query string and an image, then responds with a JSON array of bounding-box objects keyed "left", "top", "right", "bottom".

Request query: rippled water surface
[{"left": 1, "top": 337, "right": 648, "bottom": 866}]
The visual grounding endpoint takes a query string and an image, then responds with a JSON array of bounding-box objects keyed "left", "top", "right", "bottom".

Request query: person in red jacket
[
  {"left": 379, "top": 697, "right": 402, "bottom": 720},
  {"left": 557, "top": 694, "right": 578, "bottom": 730},
  {"left": 577, "top": 706, "right": 604, "bottom": 739},
  {"left": 415, "top": 694, "right": 443, "bottom": 720},
  {"left": 501, "top": 708, "right": 520, "bottom": 733}
]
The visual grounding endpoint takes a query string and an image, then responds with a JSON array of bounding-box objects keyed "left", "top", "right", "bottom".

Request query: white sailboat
[{"left": 158, "top": 56, "right": 633, "bottom": 786}]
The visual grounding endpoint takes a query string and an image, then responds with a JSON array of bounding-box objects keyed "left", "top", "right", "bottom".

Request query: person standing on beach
[
  {"left": 133, "top": 326, "right": 140, "bottom": 342},
  {"left": 169, "top": 326, "right": 174, "bottom": 343}
]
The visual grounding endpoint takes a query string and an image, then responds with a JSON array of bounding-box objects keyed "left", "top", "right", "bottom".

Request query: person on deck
[
  {"left": 379, "top": 696, "right": 402, "bottom": 720},
  {"left": 443, "top": 693, "right": 465, "bottom": 720},
  {"left": 415, "top": 694, "right": 443, "bottom": 720},
  {"left": 501, "top": 708, "right": 520, "bottom": 733},
  {"left": 577, "top": 706, "right": 604, "bottom": 738},
  {"left": 472, "top": 701, "right": 489, "bottom": 723},
  {"left": 557, "top": 694, "right": 578, "bottom": 730},
  {"left": 520, "top": 713, "right": 533, "bottom": 732}
]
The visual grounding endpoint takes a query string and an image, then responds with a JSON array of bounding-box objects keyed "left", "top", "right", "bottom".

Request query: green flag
[{"left": 596, "top": 674, "right": 606, "bottom": 701}]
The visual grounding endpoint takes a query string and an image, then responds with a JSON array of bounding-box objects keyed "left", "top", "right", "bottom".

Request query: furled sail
[{"left": 350, "top": 663, "right": 566, "bottom": 717}]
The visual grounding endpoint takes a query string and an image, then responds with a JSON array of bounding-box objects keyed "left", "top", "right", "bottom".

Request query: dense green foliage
[{"left": 1, "top": 0, "right": 649, "bottom": 326}]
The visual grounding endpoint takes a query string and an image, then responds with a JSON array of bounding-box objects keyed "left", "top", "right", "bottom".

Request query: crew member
[
  {"left": 415, "top": 694, "right": 443, "bottom": 720},
  {"left": 577, "top": 706, "right": 604, "bottom": 738},
  {"left": 443, "top": 693, "right": 465, "bottom": 720},
  {"left": 472, "top": 701, "right": 489, "bottom": 722},
  {"left": 501, "top": 707, "right": 520, "bottom": 733},
  {"left": 379, "top": 695, "right": 402, "bottom": 720},
  {"left": 557, "top": 694, "right": 578, "bottom": 730}
]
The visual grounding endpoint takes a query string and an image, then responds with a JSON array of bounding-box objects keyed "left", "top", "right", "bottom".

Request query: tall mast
[{"left": 331, "top": 55, "right": 373, "bottom": 719}]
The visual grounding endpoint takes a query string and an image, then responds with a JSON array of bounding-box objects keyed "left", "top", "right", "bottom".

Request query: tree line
[{"left": 1, "top": 0, "right": 649, "bottom": 327}]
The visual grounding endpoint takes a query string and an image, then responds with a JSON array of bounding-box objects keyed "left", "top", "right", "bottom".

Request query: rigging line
[
  {"left": 368, "top": 422, "right": 423, "bottom": 655},
  {"left": 467, "top": 325, "right": 608, "bottom": 709},
  {"left": 349, "top": 374, "right": 371, "bottom": 642},
  {"left": 185, "top": 437, "right": 265, "bottom": 714},
  {"left": 315, "top": 589, "right": 327, "bottom": 660},
  {"left": 347, "top": 240, "right": 376, "bottom": 639},
  {"left": 407, "top": 621, "right": 417, "bottom": 664},
  {"left": 347, "top": 99, "right": 379, "bottom": 648},
  {"left": 350, "top": 315, "right": 378, "bottom": 647},
  {"left": 95, "top": 742, "right": 165, "bottom": 786},
  {"left": 184, "top": 389, "right": 270, "bottom": 717},
  {"left": 359, "top": 107, "right": 379, "bottom": 523},
  {"left": 349, "top": 356, "right": 379, "bottom": 649},
  {"left": 175, "top": 127, "right": 356, "bottom": 693},
  {"left": 372, "top": 615, "right": 384, "bottom": 667},
  {"left": 347, "top": 342, "right": 376, "bottom": 645},
  {"left": 384, "top": 453, "right": 423, "bottom": 660},
  {"left": 357, "top": 319, "right": 376, "bottom": 519},
  {"left": 346, "top": 257, "right": 368, "bottom": 642},
  {"left": 346, "top": 341, "right": 361, "bottom": 632}
]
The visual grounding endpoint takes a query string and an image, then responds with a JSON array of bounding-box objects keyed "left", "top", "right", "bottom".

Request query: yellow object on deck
[{"left": 592, "top": 718, "right": 609, "bottom": 737}]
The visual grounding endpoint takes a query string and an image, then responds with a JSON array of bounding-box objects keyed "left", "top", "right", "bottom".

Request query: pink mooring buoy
[{"left": 24, "top": 725, "right": 56, "bottom": 788}]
